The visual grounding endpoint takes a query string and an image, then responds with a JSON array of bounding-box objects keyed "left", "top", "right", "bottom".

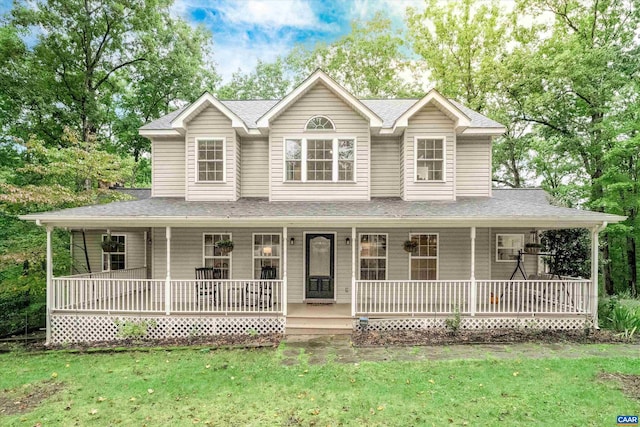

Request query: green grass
[{"left": 0, "top": 345, "right": 638, "bottom": 426}]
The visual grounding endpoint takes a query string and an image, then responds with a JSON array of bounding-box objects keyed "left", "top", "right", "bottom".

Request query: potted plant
[
  {"left": 101, "top": 236, "right": 123, "bottom": 252},
  {"left": 215, "top": 239, "right": 234, "bottom": 255},
  {"left": 525, "top": 242, "right": 543, "bottom": 254},
  {"left": 403, "top": 240, "right": 418, "bottom": 253}
]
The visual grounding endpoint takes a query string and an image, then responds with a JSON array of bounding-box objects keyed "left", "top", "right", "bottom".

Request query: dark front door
[{"left": 305, "top": 233, "right": 335, "bottom": 299}]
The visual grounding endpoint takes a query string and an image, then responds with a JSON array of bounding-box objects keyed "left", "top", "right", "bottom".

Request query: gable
[{"left": 270, "top": 82, "right": 368, "bottom": 130}]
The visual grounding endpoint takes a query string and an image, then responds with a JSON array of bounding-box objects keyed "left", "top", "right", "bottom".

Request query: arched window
[{"left": 305, "top": 116, "right": 335, "bottom": 131}]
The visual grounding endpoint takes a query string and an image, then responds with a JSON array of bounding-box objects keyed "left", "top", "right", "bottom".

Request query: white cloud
[{"left": 216, "top": 0, "right": 327, "bottom": 30}]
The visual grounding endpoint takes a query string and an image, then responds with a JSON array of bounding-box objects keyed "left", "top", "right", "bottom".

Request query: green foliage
[
  {"left": 114, "top": 319, "right": 158, "bottom": 340},
  {"left": 217, "top": 58, "right": 291, "bottom": 100},
  {"left": 540, "top": 229, "right": 590, "bottom": 278},
  {"left": 445, "top": 307, "right": 462, "bottom": 333}
]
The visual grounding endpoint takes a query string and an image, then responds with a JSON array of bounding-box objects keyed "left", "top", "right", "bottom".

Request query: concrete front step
[
  {"left": 285, "top": 316, "right": 353, "bottom": 335},
  {"left": 286, "top": 326, "right": 353, "bottom": 336}
]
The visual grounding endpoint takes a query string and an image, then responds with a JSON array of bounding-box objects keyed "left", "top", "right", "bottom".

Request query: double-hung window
[
  {"left": 359, "top": 234, "right": 387, "bottom": 280},
  {"left": 496, "top": 234, "right": 524, "bottom": 262},
  {"left": 253, "top": 234, "right": 281, "bottom": 279},
  {"left": 197, "top": 138, "right": 225, "bottom": 182},
  {"left": 409, "top": 233, "right": 438, "bottom": 280},
  {"left": 284, "top": 138, "right": 355, "bottom": 182},
  {"left": 203, "top": 233, "right": 231, "bottom": 278},
  {"left": 415, "top": 137, "right": 445, "bottom": 181},
  {"left": 102, "top": 234, "right": 125, "bottom": 271}
]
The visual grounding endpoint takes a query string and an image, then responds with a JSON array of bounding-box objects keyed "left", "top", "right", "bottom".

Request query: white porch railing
[
  {"left": 355, "top": 279, "right": 593, "bottom": 316},
  {"left": 476, "top": 279, "right": 592, "bottom": 315},
  {"left": 52, "top": 278, "right": 165, "bottom": 312},
  {"left": 51, "top": 277, "right": 284, "bottom": 314},
  {"left": 355, "top": 280, "right": 472, "bottom": 315},
  {"left": 170, "top": 280, "right": 283, "bottom": 314},
  {"left": 65, "top": 267, "right": 148, "bottom": 280}
]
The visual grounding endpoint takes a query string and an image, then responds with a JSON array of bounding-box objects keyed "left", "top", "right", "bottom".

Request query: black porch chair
[
  {"left": 246, "top": 266, "right": 277, "bottom": 308},
  {"left": 195, "top": 267, "right": 220, "bottom": 307}
]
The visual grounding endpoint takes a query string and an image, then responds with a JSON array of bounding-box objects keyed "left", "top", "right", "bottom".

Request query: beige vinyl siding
[
  {"left": 491, "top": 228, "right": 537, "bottom": 279},
  {"left": 71, "top": 230, "right": 146, "bottom": 274},
  {"left": 240, "top": 139, "right": 269, "bottom": 197},
  {"left": 185, "top": 106, "right": 237, "bottom": 201},
  {"left": 235, "top": 137, "right": 241, "bottom": 198},
  {"left": 270, "top": 83, "right": 370, "bottom": 201},
  {"left": 404, "top": 105, "right": 455, "bottom": 200},
  {"left": 370, "top": 138, "right": 401, "bottom": 197},
  {"left": 151, "top": 138, "right": 185, "bottom": 197},
  {"left": 456, "top": 136, "right": 492, "bottom": 197},
  {"left": 399, "top": 137, "right": 405, "bottom": 198}
]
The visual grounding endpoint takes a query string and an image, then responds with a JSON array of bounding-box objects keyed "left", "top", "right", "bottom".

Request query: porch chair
[
  {"left": 246, "top": 266, "right": 277, "bottom": 308},
  {"left": 195, "top": 267, "right": 220, "bottom": 307}
]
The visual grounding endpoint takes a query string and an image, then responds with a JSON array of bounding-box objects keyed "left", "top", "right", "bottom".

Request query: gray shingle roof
[
  {"left": 141, "top": 97, "right": 503, "bottom": 131},
  {"left": 23, "top": 189, "right": 623, "bottom": 225}
]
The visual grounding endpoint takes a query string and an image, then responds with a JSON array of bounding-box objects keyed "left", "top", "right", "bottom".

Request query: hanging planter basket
[
  {"left": 215, "top": 240, "right": 234, "bottom": 255},
  {"left": 525, "top": 243, "right": 543, "bottom": 254},
  {"left": 403, "top": 240, "right": 418, "bottom": 253},
  {"left": 101, "top": 238, "right": 123, "bottom": 253}
]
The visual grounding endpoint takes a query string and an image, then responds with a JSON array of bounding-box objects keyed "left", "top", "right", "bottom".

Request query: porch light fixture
[
  {"left": 345, "top": 237, "right": 351, "bottom": 246},
  {"left": 290, "top": 237, "right": 295, "bottom": 245}
]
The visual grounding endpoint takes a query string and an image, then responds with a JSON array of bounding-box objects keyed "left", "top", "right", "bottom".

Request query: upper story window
[
  {"left": 415, "top": 137, "right": 445, "bottom": 182},
  {"left": 305, "top": 115, "right": 335, "bottom": 131},
  {"left": 285, "top": 138, "right": 356, "bottom": 182},
  {"left": 197, "top": 138, "right": 225, "bottom": 182}
]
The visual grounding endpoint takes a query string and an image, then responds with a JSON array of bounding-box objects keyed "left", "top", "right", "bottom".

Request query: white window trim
[
  {"left": 283, "top": 135, "right": 357, "bottom": 183},
  {"left": 408, "top": 233, "right": 440, "bottom": 280},
  {"left": 195, "top": 137, "right": 227, "bottom": 183},
  {"left": 304, "top": 115, "right": 336, "bottom": 131},
  {"left": 495, "top": 233, "right": 524, "bottom": 263},
  {"left": 202, "top": 232, "right": 233, "bottom": 278},
  {"left": 413, "top": 136, "right": 447, "bottom": 183},
  {"left": 358, "top": 233, "right": 388, "bottom": 280},
  {"left": 252, "top": 233, "right": 282, "bottom": 280},
  {"left": 101, "top": 233, "right": 126, "bottom": 272}
]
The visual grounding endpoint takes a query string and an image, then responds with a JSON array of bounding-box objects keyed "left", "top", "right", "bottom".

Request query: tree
[
  {"left": 9, "top": 0, "right": 217, "bottom": 147},
  {"left": 407, "top": 0, "right": 508, "bottom": 112},
  {"left": 289, "top": 12, "right": 416, "bottom": 98},
  {"left": 506, "top": 0, "right": 640, "bottom": 293},
  {"left": 216, "top": 58, "right": 291, "bottom": 100}
]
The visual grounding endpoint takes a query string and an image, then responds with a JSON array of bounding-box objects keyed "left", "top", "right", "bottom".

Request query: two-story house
[{"left": 24, "top": 70, "right": 623, "bottom": 344}]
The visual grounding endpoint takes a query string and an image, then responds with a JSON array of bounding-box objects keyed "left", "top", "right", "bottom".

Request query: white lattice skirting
[
  {"left": 354, "top": 316, "right": 594, "bottom": 332},
  {"left": 51, "top": 314, "right": 285, "bottom": 344}
]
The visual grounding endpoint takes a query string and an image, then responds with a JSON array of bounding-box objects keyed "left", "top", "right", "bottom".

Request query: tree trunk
[
  {"left": 602, "top": 234, "right": 614, "bottom": 295},
  {"left": 628, "top": 235, "right": 637, "bottom": 297}
]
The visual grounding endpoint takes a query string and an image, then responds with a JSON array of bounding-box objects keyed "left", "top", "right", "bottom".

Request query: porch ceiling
[{"left": 21, "top": 189, "right": 623, "bottom": 229}]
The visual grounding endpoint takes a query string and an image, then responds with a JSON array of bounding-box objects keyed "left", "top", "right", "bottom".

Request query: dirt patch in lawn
[
  {"left": 598, "top": 373, "right": 640, "bottom": 400},
  {"left": 27, "top": 333, "right": 283, "bottom": 352},
  {"left": 352, "top": 328, "right": 636, "bottom": 346},
  {"left": 0, "top": 380, "right": 64, "bottom": 416}
]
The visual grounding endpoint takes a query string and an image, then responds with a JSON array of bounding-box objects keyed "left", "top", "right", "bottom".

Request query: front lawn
[{"left": 0, "top": 345, "right": 638, "bottom": 426}]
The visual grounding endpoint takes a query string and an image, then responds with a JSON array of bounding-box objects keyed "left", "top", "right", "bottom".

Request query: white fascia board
[
  {"left": 460, "top": 127, "right": 507, "bottom": 136},
  {"left": 256, "top": 69, "right": 383, "bottom": 129},
  {"left": 23, "top": 214, "right": 624, "bottom": 229},
  {"left": 393, "top": 89, "right": 472, "bottom": 131},
  {"left": 138, "top": 129, "right": 181, "bottom": 137},
  {"left": 171, "top": 93, "right": 249, "bottom": 134}
]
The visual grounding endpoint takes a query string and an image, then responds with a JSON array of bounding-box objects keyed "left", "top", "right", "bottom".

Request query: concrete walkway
[{"left": 280, "top": 335, "right": 640, "bottom": 365}]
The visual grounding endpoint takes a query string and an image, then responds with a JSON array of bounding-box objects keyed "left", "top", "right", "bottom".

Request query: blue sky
[
  {"left": 0, "top": 0, "right": 422, "bottom": 82},
  {"left": 171, "top": 0, "right": 422, "bottom": 81}
]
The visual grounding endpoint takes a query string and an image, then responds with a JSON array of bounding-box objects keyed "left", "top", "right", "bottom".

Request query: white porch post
[
  {"left": 282, "top": 226, "right": 288, "bottom": 316},
  {"left": 105, "top": 228, "right": 111, "bottom": 272},
  {"left": 165, "top": 226, "right": 171, "bottom": 315},
  {"left": 143, "top": 231, "right": 148, "bottom": 268},
  {"left": 591, "top": 224, "right": 603, "bottom": 327},
  {"left": 470, "top": 226, "right": 476, "bottom": 316},
  {"left": 351, "top": 226, "right": 356, "bottom": 317},
  {"left": 45, "top": 226, "right": 53, "bottom": 345}
]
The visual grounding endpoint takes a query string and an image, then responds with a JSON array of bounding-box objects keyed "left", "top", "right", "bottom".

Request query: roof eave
[
  {"left": 393, "top": 89, "right": 473, "bottom": 132},
  {"left": 170, "top": 92, "right": 250, "bottom": 135}
]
